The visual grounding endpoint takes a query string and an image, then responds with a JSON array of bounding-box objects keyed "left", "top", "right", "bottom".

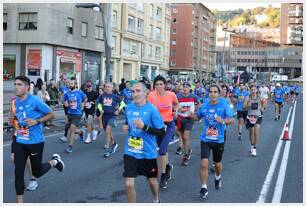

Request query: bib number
[
  {"left": 128, "top": 136, "right": 144, "bottom": 154},
  {"left": 17, "top": 127, "right": 30, "bottom": 141},
  {"left": 206, "top": 127, "right": 218, "bottom": 140}
]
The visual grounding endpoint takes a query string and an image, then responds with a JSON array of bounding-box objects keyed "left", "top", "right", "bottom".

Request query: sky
[{"left": 205, "top": 3, "right": 281, "bottom": 11}]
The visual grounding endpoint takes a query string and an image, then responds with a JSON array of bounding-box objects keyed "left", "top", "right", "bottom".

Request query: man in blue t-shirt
[
  {"left": 59, "top": 79, "right": 71, "bottom": 142},
  {"left": 122, "top": 81, "right": 133, "bottom": 105},
  {"left": 193, "top": 84, "right": 235, "bottom": 199},
  {"left": 61, "top": 78, "right": 87, "bottom": 153},
  {"left": 122, "top": 82, "right": 165, "bottom": 203},
  {"left": 233, "top": 82, "right": 249, "bottom": 140},
  {"left": 12, "top": 76, "right": 65, "bottom": 203},
  {"left": 273, "top": 83, "right": 286, "bottom": 121},
  {"left": 97, "top": 82, "right": 121, "bottom": 158}
]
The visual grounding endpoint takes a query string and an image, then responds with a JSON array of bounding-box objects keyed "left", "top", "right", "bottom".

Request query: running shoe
[
  {"left": 165, "top": 163, "right": 174, "bottom": 181},
  {"left": 215, "top": 178, "right": 222, "bottom": 190},
  {"left": 59, "top": 136, "right": 68, "bottom": 143},
  {"left": 52, "top": 154, "right": 65, "bottom": 172},
  {"left": 111, "top": 143, "right": 119, "bottom": 154},
  {"left": 159, "top": 173, "right": 168, "bottom": 189},
  {"left": 26, "top": 179, "right": 38, "bottom": 191},
  {"left": 176, "top": 146, "right": 183, "bottom": 155},
  {"left": 238, "top": 133, "right": 242, "bottom": 140},
  {"left": 104, "top": 148, "right": 111, "bottom": 158},
  {"left": 65, "top": 145, "right": 73, "bottom": 153},
  {"left": 199, "top": 187, "right": 208, "bottom": 199},
  {"left": 92, "top": 130, "right": 98, "bottom": 141},
  {"left": 251, "top": 148, "right": 257, "bottom": 157},
  {"left": 84, "top": 134, "right": 92, "bottom": 144}
]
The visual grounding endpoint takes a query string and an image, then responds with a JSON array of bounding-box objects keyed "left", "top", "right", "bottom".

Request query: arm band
[{"left": 143, "top": 124, "right": 166, "bottom": 138}]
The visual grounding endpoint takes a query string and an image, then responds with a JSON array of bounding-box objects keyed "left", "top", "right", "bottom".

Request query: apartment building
[
  {"left": 110, "top": 3, "right": 171, "bottom": 83},
  {"left": 3, "top": 3, "right": 105, "bottom": 91},
  {"left": 169, "top": 3, "right": 216, "bottom": 81},
  {"left": 280, "top": 3, "right": 303, "bottom": 46}
]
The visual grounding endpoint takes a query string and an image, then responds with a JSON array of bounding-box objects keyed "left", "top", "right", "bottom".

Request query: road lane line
[
  {"left": 272, "top": 100, "right": 297, "bottom": 202},
  {"left": 256, "top": 105, "right": 293, "bottom": 203}
]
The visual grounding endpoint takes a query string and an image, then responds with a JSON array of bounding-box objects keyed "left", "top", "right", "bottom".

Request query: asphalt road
[{"left": 3, "top": 97, "right": 303, "bottom": 203}]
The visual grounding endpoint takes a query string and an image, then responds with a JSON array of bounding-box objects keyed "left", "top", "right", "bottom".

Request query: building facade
[
  {"left": 3, "top": 3, "right": 105, "bottom": 91},
  {"left": 169, "top": 3, "right": 216, "bottom": 81},
  {"left": 280, "top": 3, "right": 303, "bottom": 46},
  {"left": 110, "top": 3, "right": 171, "bottom": 83}
]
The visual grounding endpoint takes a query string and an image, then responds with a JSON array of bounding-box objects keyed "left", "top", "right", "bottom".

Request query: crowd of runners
[{"left": 8, "top": 75, "right": 302, "bottom": 203}]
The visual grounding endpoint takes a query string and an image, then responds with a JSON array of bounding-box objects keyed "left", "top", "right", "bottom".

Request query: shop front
[{"left": 82, "top": 51, "right": 101, "bottom": 86}]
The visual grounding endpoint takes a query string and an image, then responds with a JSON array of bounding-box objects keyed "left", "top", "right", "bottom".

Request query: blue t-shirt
[
  {"left": 196, "top": 99, "right": 234, "bottom": 143},
  {"left": 98, "top": 93, "right": 121, "bottom": 116},
  {"left": 59, "top": 85, "right": 70, "bottom": 95},
  {"left": 124, "top": 102, "right": 164, "bottom": 159},
  {"left": 62, "top": 90, "right": 87, "bottom": 115},
  {"left": 122, "top": 88, "right": 133, "bottom": 104},
  {"left": 274, "top": 87, "right": 286, "bottom": 103},
  {"left": 236, "top": 90, "right": 249, "bottom": 111},
  {"left": 13, "top": 94, "right": 52, "bottom": 144},
  {"left": 194, "top": 87, "right": 205, "bottom": 103}
]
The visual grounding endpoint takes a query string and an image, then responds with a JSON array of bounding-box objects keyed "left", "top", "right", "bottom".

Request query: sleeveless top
[{"left": 248, "top": 96, "right": 262, "bottom": 116}]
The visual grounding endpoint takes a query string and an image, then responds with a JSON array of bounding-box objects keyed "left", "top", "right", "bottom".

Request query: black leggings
[{"left": 14, "top": 142, "right": 51, "bottom": 195}]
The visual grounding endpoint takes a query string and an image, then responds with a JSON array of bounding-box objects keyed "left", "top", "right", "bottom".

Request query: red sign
[
  {"left": 27, "top": 49, "right": 41, "bottom": 70},
  {"left": 57, "top": 49, "right": 82, "bottom": 72}
]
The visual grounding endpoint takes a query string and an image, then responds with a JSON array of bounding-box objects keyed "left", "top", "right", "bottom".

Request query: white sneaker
[
  {"left": 250, "top": 146, "right": 254, "bottom": 154},
  {"left": 252, "top": 148, "right": 257, "bottom": 157},
  {"left": 59, "top": 136, "right": 68, "bottom": 143},
  {"left": 84, "top": 134, "right": 92, "bottom": 144},
  {"left": 27, "top": 179, "right": 38, "bottom": 191},
  {"left": 92, "top": 130, "right": 98, "bottom": 141}
]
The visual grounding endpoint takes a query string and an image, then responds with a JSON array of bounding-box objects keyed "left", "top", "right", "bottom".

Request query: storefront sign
[
  {"left": 27, "top": 49, "right": 41, "bottom": 70},
  {"left": 57, "top": 49, "right": 81, "bottom": 72}
]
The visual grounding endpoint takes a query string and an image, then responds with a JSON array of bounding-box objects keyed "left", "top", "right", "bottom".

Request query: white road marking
[
  {"left": 256, "top": 105, "right": 293, "bottom": 203},
  {"left": 272, "top": 100, "right": 297, "bottom": 202}
]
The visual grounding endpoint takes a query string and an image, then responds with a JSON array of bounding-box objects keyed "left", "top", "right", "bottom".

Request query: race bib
[
  {"left": 17, "top": 127, "right": 30, "bottom": 141},
  {"left": 85, "top": 102, "right": 92, "bottom": 109},
  {"left": 128, "top": 136, "right": 144, "bottom": 154},
  {"left": 248, "top": 115, "right": 258, "bottom": 124},
  {"left": 206, "top": 127, "right": 218, "bottom": 140},
  {"left": 238, "top": 95, "right": 244, "bottom": 101},
  {"left": 69, "top": 101, "right": 77, "bottom": 109}
]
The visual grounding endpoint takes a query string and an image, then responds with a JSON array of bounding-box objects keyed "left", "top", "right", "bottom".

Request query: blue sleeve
[
  {"left": 34, "top": 97, "right": 52, "bottom": 114},
  {"left": 224, "top": 103, "right": 234, "bottom": 118},
  {"left": 196, "top": 105, "right": 204, "bottom": 119},
  {"left": 151, "top": 107, "right": 164, "bottom": 129},
  {"left": 62, "top": 93, "right": 67, "bottom": 102}
]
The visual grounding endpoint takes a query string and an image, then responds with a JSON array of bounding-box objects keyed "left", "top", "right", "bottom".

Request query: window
[
  {"left": 3, "top": 13, "right": 7, "bottom": 30},
  {"left": 128, "top": 15, "right": 135, "bottom": 32},
  {"left": 149, "top": 24, "right": 153, "bottom": 37},
  {"left": 123, "top": 40, "right": 130, "bottom": 54},
  {"left": 141, "top": 43, "right": 145, "bottom": 57},
  {"left": 137, "top": 19, "right": 144, "bottom": 35},
  {"left": 112, "top": 11, "right": 117, "bottom": 28},
  {"left": 131, "top": 43, "right": 138, "bottom": 55},
  {"left": 111, "top": 36, "right": 116, "bottom": 51},
  {"left": 172, "top": 8, "right": 178, "bottom": 14},
  {"left": 156, "top": 7, "right": 162, "bottom": 20},
  {"left": 148, "top": 45, "right": 153, "bottom": 57},
  {"left": 150, "top": 4, "right": 154, "bottom": 18},
  {"left": 171, "top": 40, "right": 176, "bottom": 45},
  {"left": 19, "top": 12, "right": 37, "bottom": 30},
  {"left": 95, "top": 26, "right": 103, "bottom": 40},
  {"left": 170, "top": 61, "right": 176, "bottom": 66},
  {"left": 81, "top": 22, "right": 87, "bottom": 37},
  {"left": 155, "top": 47, "right": 161, "bottom": 58},
  {"left": 172, "top": 28, "right": 176, "bottom": 34},
  {"left": 155, "top": 27, "right": 161, "bottom": 40},
  {"left": 67, "top": 18, "right": 73, "bottom": 34},
  {"left": 136, "top": 3, "right": 144, "bottom": 12},
  {"left": 171, "top": 50, "right": 176, "bottom": 56}
]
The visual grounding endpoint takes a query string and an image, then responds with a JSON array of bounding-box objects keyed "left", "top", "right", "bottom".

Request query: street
[{"left": 3, "top": 97, "right": 303, "bottom": 203}]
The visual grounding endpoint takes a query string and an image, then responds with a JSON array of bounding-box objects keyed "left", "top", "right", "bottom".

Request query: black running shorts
[
  {"left": 201, "top": 141, "right": 224, "bottom": 163},
  {"left": 123, "top": 154, "right": 158, "bottom": 178},
  {"left": 237, "top": 111, "right": 248, "bottom": 120}
]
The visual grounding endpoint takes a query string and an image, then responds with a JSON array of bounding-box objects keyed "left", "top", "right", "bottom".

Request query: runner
[
  {"left": 12, "top": 76, "right": 64, "bottom": 203},
  {"left": 233, "top": 82, "right": 249, "bottom": 140},
  {"left": 193, "top": 84, "right": 234, "bottom": 199},
  {"left": 83, "top": 82, "right": 99, "bottom": 143},
  {"left": 58, "top": 78, "right": 71, "bottom": 142},
  {"left": 244, "top": 85, "right": 264, "bottom": 156},
  {"left": 61, "top": 78, "right": 87, "bottom": 153},
  {"left": 273, "top": 83, "right": 286, "bottom": 121},
  {"left": 148, "top": 75, "right": 179, "bottom": 189},
  {"left": 122, "top": 82, "right": 165, "bottom": 203},
  {"left": 97, "top": 82, "right": 121, "bottom": 158},
  {"left": 176, "top": 82, "right": 201, "bottom": 166},
  {"left": 259, "top": 83, "right": 270, "bottom": 111}
]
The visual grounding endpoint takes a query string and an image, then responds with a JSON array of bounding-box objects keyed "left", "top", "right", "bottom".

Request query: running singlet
[
  {"left": 62, "top": 90, "right": 87, "bottom": 115},
  {"left": 98, "top": 93, "right": 121, "bottom": 115},
  {"left": 236, "top": 90, "right": 249, "bottom": 111},
  {"left": 124, "top": 102, "right": 164, "bottom": 159},
  {"left": 13, "top": 94, "right": 52, "bottom": 144},
  {"left": 177, "top": 93, "right": 198, "bottom": 118},
  {"left": 122, "top": 88, "right": 133, "bottom": 104},
  {"left": 147, "top": 90, "right": 178, "bottom": 122},
  {"left": 274, "top": 88, "right": 285, "bottom": 103},
  {"left": 196, "top": 99, "right": 234, "bottom": 143}
]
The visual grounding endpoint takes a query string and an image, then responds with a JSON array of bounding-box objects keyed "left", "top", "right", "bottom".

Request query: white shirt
[{"left": 259, "top": 86, "right": 270, "bottom": 99}]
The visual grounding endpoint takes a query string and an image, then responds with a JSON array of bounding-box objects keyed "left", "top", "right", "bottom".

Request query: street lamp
[{"left": 75, "top": 3, "right": 112, "bottom": 83}]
